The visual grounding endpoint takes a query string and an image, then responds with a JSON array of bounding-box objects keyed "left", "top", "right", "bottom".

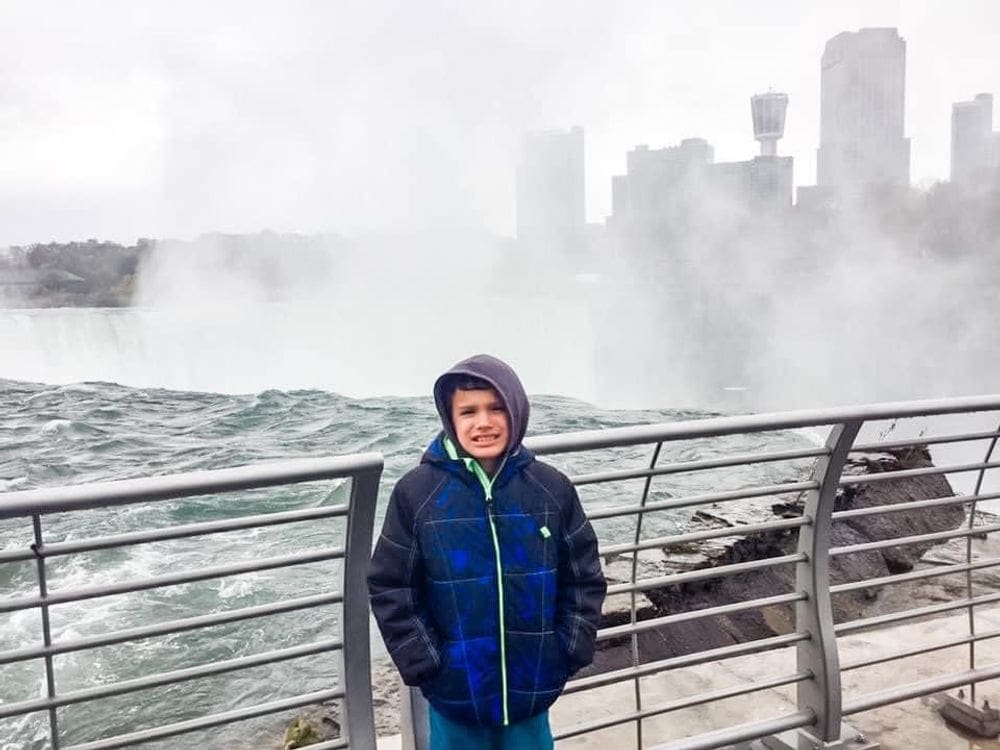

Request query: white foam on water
[
  {"left": 40, "top": 419, "right": 72, "bottom": 433},
  {"left": 0, "top": 476, "right": 28, "bottom": 491}
]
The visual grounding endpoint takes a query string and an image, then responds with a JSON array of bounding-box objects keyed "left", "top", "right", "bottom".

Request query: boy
[{"left": 368, "top": 354, "right": 607, "bottom": 749}]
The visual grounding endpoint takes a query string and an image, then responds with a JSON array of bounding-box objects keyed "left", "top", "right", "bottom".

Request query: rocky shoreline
[
  {"left": 280, "top": 445, "right": 980, "bottom": 746},
  {"left": 588, "top": 445, "right": 966, "bottom": 672}
]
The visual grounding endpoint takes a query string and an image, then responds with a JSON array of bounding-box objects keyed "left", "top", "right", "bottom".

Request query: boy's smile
[{"left": 450, "top": 388, "right": 510, "bottom": 473}]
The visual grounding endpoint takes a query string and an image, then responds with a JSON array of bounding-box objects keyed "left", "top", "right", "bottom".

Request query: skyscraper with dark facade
[
  {"left": 816, "top": 28, "right": 910, "bottom": 190},
  {"left": 515, "top": 126, "right": 585, "bottom": 248}
]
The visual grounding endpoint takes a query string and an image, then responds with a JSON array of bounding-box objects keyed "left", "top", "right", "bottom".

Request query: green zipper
[{"left": 444, "top": 438, "right": 510, "bottom": 726}]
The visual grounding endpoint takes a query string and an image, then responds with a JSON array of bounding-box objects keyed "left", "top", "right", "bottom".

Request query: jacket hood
[{"left": 432, "top": 353, "right": 530, "bottom": 457}]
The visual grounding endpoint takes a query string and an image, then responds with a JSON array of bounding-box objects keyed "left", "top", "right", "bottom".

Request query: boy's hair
[{"left": 440, "top": 374, "right": 496, "bottom": 409}]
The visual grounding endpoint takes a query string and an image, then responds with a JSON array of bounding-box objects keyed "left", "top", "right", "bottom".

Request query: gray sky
[{"left": 0, "top": 0, "right": 996, "bottom": 246}]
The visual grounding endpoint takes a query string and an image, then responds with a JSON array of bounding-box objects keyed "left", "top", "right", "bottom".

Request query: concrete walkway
[{"left": 548, "top": 604, "right": 1000, "bottom": 749}]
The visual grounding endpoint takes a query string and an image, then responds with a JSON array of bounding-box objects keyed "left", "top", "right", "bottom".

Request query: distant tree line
[{"left": 0, "top": 238, "right": 151, "bottom": 307}]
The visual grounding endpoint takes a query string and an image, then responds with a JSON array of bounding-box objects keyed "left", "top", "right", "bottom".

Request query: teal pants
[{"left": 428, "top": 705, "right": 553, "bottom": 750}]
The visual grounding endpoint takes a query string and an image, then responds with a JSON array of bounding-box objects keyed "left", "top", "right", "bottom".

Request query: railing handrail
[
  {"left": 0, "top": 452, "right": 383, "bottom": 750},
  {"left": 525, "top": 393, "right": 1000, "bottom": 454},
  {"left": 5, "top": 393, "right": 1000, "bottom": 517},
  {"left": 0, "top": 452, "right": 384, "bottom": 517}
]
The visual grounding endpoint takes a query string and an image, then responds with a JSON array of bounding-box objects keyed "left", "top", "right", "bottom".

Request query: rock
[
  {"left": 599, "top": 555, "right": 659, "bottom": 636},
  {"left": 837, "top": 446, "right": 962, "bottom": 573},
  {"left": 588, "top": 444, "right": 963, "bottom": 664},
  {"left": 282, "top": 704, "right": 340, "bottom": 749},
  {"left": 283, "top": 716, "right": 320, "bottom": 748}
]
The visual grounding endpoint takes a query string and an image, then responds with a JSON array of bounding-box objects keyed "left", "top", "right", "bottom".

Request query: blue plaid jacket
[{"left": 368, "top": 434, "right": 606, "bottom": 727}]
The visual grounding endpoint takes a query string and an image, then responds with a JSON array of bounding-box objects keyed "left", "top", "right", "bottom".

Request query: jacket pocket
[
  {"left": 506, "top": 631, "right": 570, "bottom": 693},
  {"left": 496, "top": 511, "right": 556, "bottom": 574}
]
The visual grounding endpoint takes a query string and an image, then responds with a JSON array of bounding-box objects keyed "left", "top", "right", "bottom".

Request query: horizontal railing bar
[
  {"left": 648, "top": 710, "right": 816, "bottom": 750},
  {"left": 0, "top": 639, "right": 342, "bottom": 719},
  {"left": 302, "top": 740, "right": 349, "bottom": 750},
  {"left": 831, "top": 490, "right": 1000, "bottom": 521},
  {"left": 0, "top": 591, "right": 343, "bottom": 666},
  {"left": 26, "top": 504, "right": 351, "bottom": 559},
  {"left": 600, "top": 517, "right": 811, "bottom": 558},
  {"left": 0, "top": 453, "right": 382, "bottom": 518},
  {"left": 588, "top": 481, "right": 818, "bottom": 522},
  {"left": 839, "top": 460, "right": 1000, "bottom": 487},
  {"left": 841, "top": 627, "right": 1000, "bottom": 672},
  {"left": 606, "top": 554, "right": 807, "bottom": 597},
  {"left": 835, "top": 591, "right": 1000, "bottom": 635},
  {"left": 571, "top": 447, "right": 829, "bottom": 486},
  {"left": 0, "top": 548, "right": 34, "bottom": 565},
  {"left": 829, "top": 523, "right": 1000, "bottom": 558},
  {"left": 842, "top": 663, "right": 1000, "bottom": 717},
  {"left": 555, "top": 670, "right": 812, "bottom": 739},
  {"left": 564, "top": 632, "right": 807, "bottom": 695},
  {"left": 524, "top": 394, "right": 1000, "bottom": 456},
  {"left": 853, "top": 429, "right": 1000, "bottom": 453},
  {"left": 63, "top": 687, "right": 345, "bottom": 750},
  {"left": 597, "top": 592, "right": 807, "bottom": 641},
  {"left": 0, "top": 547, "right": 343, "bottom": 614},
  {"left": 830, "top": 556, "right": 1000, "bottom": 594}
]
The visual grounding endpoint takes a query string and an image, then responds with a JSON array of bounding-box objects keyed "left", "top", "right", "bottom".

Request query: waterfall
[{"left": 0, "top": 300, "right": 597, "bottom": 399}]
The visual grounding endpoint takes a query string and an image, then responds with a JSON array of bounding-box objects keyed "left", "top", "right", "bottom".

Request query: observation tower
[{"left": 750, "top": 91, "right": 789, "bottom": 156}]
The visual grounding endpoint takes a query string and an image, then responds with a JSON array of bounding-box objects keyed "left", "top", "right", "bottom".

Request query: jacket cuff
[{"left": 392, "top": 633, "right": 442, "bottom": 687}]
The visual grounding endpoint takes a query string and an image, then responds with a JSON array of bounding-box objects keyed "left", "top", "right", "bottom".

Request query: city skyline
[{"left": 0, "top": 1, "right": 997, "bottom": 245}]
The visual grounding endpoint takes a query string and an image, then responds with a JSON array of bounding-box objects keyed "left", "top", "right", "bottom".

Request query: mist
[
  {"left": 3, "top": 189, "right": 997, "bottom": 413},
  {"left": 595, "top": 177, "right": 1000, "bottom": 410},
  {"left": 0, "top": 232, "right": 599, "bottom": 400},
  {"left": 2, "top": 3, "right": 1000, "bottom": 412}
]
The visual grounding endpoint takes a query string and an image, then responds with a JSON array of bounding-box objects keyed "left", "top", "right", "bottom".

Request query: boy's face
[{"left": 450, "top": 387, "right": 510, "bottom": 468}]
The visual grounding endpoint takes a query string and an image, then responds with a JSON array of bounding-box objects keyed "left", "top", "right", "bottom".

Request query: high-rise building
[
  {"left": 816, "top": 28, "right": 910, "bottom": 189},
  {"left": 610, "top": 138, "right": 713, "bottom": 231},
  {"left": 951, "top": 93, "right": 999, "bottom": 189},
  {"left": 609, "top": 94, "right": 792, "bottom": 235},
  {"left": 516, "top": 126, "right": 585, "bottom": 247}
]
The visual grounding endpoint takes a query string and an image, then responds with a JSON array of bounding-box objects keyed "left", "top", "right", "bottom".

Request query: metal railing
[
  {"left": 0, "top": 455, "right": 383, "bottom": 750},
  {"left": 6, "top": 394, "right": 1000, "bottom": 749},
  {"left": 399, "top": 394, "right": 1000, "bottom": 749}
]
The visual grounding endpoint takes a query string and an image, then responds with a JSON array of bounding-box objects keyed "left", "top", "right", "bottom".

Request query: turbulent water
[{"left": 2, "top": 376, "right": 810, "bottom": 749}]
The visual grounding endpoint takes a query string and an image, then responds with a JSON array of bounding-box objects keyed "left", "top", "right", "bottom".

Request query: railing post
[
  {"left": 31, "top": 514, "right": 60, "bottom": 750},
  {"left": 342, "top": 464, "right": 383, "bottom": 750},
  {"left": 630, "top": 440, "right": 664, "bottom": 749},
  {"left": 401, "top": 681, "right": 430, "bottom": 750},
  {"left": 783, "top": 420, "right": 862, "bottom": 749},
  {"left": 963, "top": 420, "right": 1000, "bottom": 705}
]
